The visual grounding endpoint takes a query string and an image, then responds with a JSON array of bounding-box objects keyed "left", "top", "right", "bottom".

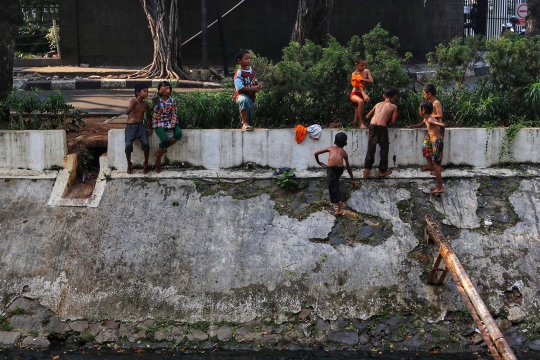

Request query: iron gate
[{"left": 464, "top": 0, "right": 527, "bottom": 39}]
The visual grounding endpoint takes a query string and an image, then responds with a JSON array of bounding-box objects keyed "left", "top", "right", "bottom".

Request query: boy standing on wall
[
  {"left": 350, "top": 57, "right": 373, "bottom": 129},
  {"left": 418, "top": 100, "right": 445, "bottom": 194},
  {"left": 407, "top": 84, "right": 444, "bottom": 172},
  {"left": 125, "top": 84, "right": 152, "bottom": 174},
  {"left": 233, "top": 49, "right": 263, "bottom": 131},
  {"left": 363, "top": 87, "right": 398, "bottom": 178},
  {"left": 314, "top": 132, "right": 359, "bottom": 216}
]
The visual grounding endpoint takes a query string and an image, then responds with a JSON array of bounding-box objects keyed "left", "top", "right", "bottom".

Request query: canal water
[{"left": 4, "top": 348, "right": 536, "bottom": 360}]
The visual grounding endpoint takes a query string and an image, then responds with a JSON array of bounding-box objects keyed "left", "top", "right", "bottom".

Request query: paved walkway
[{"left": 33, "top": 88, "right": 222, "bottom": 115}]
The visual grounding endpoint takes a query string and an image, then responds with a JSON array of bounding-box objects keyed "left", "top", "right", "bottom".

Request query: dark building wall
[{"left": 58, "top": 0, "right": 463, "bottom": 67}]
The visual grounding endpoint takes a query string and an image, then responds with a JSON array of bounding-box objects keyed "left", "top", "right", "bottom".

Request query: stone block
[
  {"left": 0, "top": 332, "right": 21, "bottom": 346},
  {"left": 69, "top": 320, "right": 89, "bottom": 332},
  {"left": 327, "top": 330, "right": 359, "bottom": 345},
  {"left": 22, "top": 336, "right": 50, "bottom": 348}
]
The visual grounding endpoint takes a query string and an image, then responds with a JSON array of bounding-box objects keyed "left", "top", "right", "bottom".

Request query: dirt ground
[{"left": 63, "top": 116, "right": 124, "bottom": 199}]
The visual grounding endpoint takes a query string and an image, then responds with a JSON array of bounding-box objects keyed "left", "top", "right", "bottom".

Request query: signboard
[{"left": 517, "top": 3, "right": 528, "bottom": 26}]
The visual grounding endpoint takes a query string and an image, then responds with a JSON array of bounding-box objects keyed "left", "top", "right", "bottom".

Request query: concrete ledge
[
  {"left": 14, "top": 79, "right": 224, "bottom": 90},
  {"left": 0, "top": 169, "right": 58, "bottom": 179},
  {"left": 108, "top": 166, "right": 540, "bottom": 180},
  {"left": 0, "top": 130, "right": 67, "bottom": 170},
  {"left": 107, "top": 128, "right": 540, "bottom": 171}
]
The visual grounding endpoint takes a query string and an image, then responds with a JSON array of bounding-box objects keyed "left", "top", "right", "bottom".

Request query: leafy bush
[
  {"left": 173, "top": 90, "right": 238, "bottom": 129},
  {"left": 45, "top": 24, "right": 59, "bottom": 51},
  {"left": 16, "top": 23, "right": 50, "bottom": 55},
  {"left": 485, "top": 33, "right": 540, "bottom": 90},
  {"left": 1, "top": 89, "right": 86, "bottom": 130},
  {"left": 252, "top": 25, "right": 412, "bottom": 128},
  {"left": 427, "top": 35, "right": 486, "bottom": 87},
  {"left": 275, "top": 168, "right": 298, "bottom": 190}
]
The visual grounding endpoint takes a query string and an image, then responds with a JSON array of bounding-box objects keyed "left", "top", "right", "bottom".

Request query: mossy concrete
[{"left": 1, "top": 177, "right": 539, "bottom": 333}]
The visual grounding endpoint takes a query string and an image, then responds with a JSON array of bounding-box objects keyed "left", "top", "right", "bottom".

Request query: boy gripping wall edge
[
  {"left": 363, "top": 87, "right": 398, "bottom": 179},
  {"left": 350, "top": 57, "right": 373, "bottom": 129},
  {"left": 407, "top": 84, "right": 444, "bottom": 173},
  {"left": 418, "top": 100, "right": 445, "bottom": 194},
  {"left": 125, "top": 84, "right": 153, "bottom": 174},
  {"left": 233, "top": 49, "right": 263, "bottom": 131},
  {"left": 314, "top": 132, "right": 359, "bottom": 216}
]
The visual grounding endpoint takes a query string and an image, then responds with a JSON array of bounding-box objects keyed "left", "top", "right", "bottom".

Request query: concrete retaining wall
[
  {"left": 107, "top": 128, "right": 540, "bottom": 171},
  {"left": 0, "top": 131, "right": 67, "bottom": 170}
]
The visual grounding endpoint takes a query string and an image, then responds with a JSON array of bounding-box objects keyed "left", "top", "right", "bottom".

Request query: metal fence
[{"left": 464, "top": 0, "right": 527, "bottom": 39}]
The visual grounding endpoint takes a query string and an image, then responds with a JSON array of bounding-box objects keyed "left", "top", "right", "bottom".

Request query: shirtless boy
[
  {"left": 363, "top": 87, "right": 398, "bottom": 178},
  {"left": 125, "top": 84, "right": 153, "bottom": 174},
  {"left": 407, "top": 84, "right": 443, "bottom": 172},
  {"left": 350, "top": 57, "right": 374, "bottom": 129},
  {"left": 314, "top": 132, "right": 359, "bottom": 215},
  {"left": 419, "top": 100, "right": 445, "bottom": 194}
]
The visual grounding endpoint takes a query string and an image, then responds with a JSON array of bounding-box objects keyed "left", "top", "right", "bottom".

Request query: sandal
[{"left": 242, "top": 124, "right": 254, "bottom": 131}]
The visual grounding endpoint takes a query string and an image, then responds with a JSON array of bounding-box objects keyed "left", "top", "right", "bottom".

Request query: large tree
[
  {"left": 291, "top": 0, "right": 336, "bottom": 45},
  {"left": 0, "top": 0, "right": 24, "bottom": 105},
  {"left": 527, "top": 0, "right": 540, "bottom": 36},
  {"left": 131, "top": 0, "right": 188, "bottom": 79}
]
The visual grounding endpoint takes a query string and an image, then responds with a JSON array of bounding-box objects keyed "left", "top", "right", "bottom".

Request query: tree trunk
[
  {"left": 527, "top": 0, "right": 540, "bottom": 36},
  {"left": 290, "top": 0, "right": 336, "bottom": 45},
  {"left": 0, "top": 0, "right": 23, "bottom": 104},
  {"left": 131, "top": 0, "right": 188, "bottom": 79}
]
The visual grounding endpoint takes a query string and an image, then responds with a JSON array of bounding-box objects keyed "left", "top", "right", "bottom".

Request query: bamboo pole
[{"left": 425, "top": 214, "right": 517, "bottom": 360}]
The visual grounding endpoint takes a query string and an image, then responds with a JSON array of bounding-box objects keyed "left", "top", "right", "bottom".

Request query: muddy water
[{"left": 1, "top": 348, "right": 519, "bottom": 360}]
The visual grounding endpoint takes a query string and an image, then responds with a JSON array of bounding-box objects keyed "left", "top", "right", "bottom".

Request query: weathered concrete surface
[
  {"left": 1, "top": 176, "right": 539, "bottom": 332},
  {"left": 0, "top": 131, "right": 67, "bottom": 170},
  {"left": 107, "top": 128, "right": 540, "bottom": 171}
]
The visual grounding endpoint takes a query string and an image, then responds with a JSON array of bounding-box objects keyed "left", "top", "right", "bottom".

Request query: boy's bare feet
[
  {"left": 127, "top": 161, "right": 133, "bottom": 174},
  {"left": 430, "top": 187, "right": 444, "bottom": 194},
  {"left": 430, "top": 170, "right": 436, "bottom": 176},
  {"left": 363, "top": 169, "right": 370, "bottom": 178},
  {"left": 334, "top": 209, "right": 344, "bottom": 216},
  {"left": 360, "top": 123, "right": 367, "bottom": 129},
  {"left": 155, "top": 158, "right": 162, "bottom": 173},
  {"left": 378, "top": 170, "right": 393, "bottom": 177},
  {"left": 143, "top": 161, "right": 149, "bottom": 174},
  {"left": 420, "top": 165, "right": 433, "bottom": 171}
]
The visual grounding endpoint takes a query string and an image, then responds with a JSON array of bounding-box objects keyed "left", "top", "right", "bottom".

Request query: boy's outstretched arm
[
  {"left": 428, "top": 118, "right": 445, "bottom": 127},
  {"left": 407, "top": 121, "right": 424, "bottom": 129},
  {"left": 314, "top": 149, "right": 329, "bottom": 167},
  {"left": 344, "top": 155, "right": 359, "bottom": 186}
]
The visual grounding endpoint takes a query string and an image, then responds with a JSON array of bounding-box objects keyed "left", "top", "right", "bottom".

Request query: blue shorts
[{"left": 235, "top": 94, "right": 254, "bottom": 126}]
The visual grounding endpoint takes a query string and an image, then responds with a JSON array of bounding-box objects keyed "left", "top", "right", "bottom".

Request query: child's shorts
[
  {"left": 235, "top": 94, "right": 254, "bottom": 125},
  {"left": 125, "top": 123, "right": 150, "bottom": 153},
  {"left": 431, "top": 138, "right": 444, "bottom": 163},
  {"left": 422, "top": 135, "right": 432, "bottom": 157},
  {"left": 155, "top": 125, "right": 182, "bottom": 148},
  {"left": 349, "top": 91, "right": 364, "bottom": 108}
]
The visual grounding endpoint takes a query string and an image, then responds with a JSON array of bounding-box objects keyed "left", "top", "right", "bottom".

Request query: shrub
[
  {"left": 173, "top": 90, "right": 238, "bottom": 129},
  {"left": 427, "top": 35, "right": 486, "bottom": 87},
  {"left": 253, "top": 25, "right": 412, "bottom": 127},
  {"left": 485, "top": 34, "right": 540, "bottom": 90},
  {"left": 1, "top": 89, "right": 86, "bottom": 130},
  {"left": 16, "top": 23, "right": 50, "bottom": 55}
]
